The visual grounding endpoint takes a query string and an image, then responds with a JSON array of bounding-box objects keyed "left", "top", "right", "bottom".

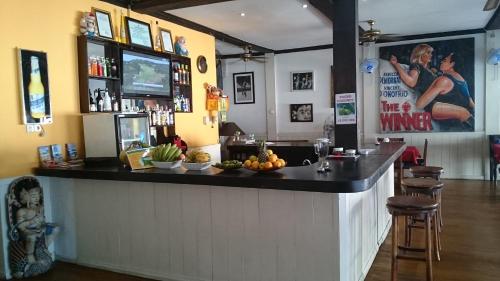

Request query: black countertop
[{"left": 34, "top": 143, "right": 405, "bottom": 193}]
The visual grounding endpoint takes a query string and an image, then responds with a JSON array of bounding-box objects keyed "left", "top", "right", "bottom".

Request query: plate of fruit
[
  {"left": 151, "top": 143, "right": 185, "bottom": 169},
  {"left": 243, "top": 148, "right": 286, "bottom": 173},
  {"left": 182, "top": 150, "right": 212, "bottom": 170},
  {"left": 213, "top": 160, "right": 243, "bottom": 171}
]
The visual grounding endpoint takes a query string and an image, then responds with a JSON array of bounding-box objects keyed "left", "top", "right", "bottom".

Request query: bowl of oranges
[{"left": 243, "top": 150, "right": 286, "bottom": 172}]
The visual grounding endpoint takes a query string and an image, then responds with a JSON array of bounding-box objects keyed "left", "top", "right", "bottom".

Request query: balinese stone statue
[{"left": 7, "top": 177, "right": 59, "bottom": 278}]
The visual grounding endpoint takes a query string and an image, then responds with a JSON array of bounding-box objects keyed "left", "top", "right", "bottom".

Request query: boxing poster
[{"left": 379, "top": 38, "right": 475, "bottom": 132}]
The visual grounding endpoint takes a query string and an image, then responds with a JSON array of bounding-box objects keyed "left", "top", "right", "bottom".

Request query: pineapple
[{"left": 257, "top": 140, "right": 268, "bottom": 163}]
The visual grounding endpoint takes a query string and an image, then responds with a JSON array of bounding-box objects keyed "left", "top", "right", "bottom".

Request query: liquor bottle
[
  {"left": 89, "top": 89, "right": 97, "bottom": 112},
  {"left": 110, "top": 58, "right": 118, "bottom": 77},
  {"left": 180, "top": 95, "right": 185, "bottom": 112},
  {"left": 111, "top": 93, "right": 119, "bottom": 111},
  {"left": 91, "top": 57, "right": 98, "bottom": 76},
  {"left": 88, "top": 59, "right": 92, "bottom": 76},
  {"left": 185, "top": 97, "right": 190, "bottom": 112},
  {"left": 184, "top": 65, "right": 190, "bottom": 85},
  {"left": 173, "top": 63, "right": 179, "bottom": 84},
  {"left": 103, "top": 88, "right": 112, "bottom": 111},
  {"left": 179, "top": 64, "right": 185, "bottom": 85},
  {"left": 151, "top": 107, "right": 157, "bottom": 125},
  {"left": 169, "top": 109, "right": 174, "bottom": 125},
  {"left": 105, "top": 58, "right": 111, "bottom": 77},
  {"left": 28, "top": 56, "right": 46, "bottom": 119},
  {"left": 95, "top": 89, "right": 103, "bottom": 112}
]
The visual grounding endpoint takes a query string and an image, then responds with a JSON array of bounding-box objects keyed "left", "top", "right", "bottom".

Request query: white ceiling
[{"left": 169, "top": 0, "right": 495, "bottom": 54}]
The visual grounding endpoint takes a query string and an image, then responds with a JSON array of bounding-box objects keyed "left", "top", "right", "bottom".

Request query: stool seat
[
  {"left": 410, "top": 166, "right": 443, "bottom": 175},
  {"left": 402, "top": 178, "right": 443, "bottom": 190},
  {"left": 387, "top": 196, "right": 438, "bottom": 210}
]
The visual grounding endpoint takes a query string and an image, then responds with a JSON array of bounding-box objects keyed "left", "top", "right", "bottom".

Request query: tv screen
[{"left": 122, "top": 50, "right": 171, "bottom": 97}]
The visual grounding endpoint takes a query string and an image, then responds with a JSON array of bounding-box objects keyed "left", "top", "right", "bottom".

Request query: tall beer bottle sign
[{"left": 28, "top": 56, "right": 46, "bottom": 119}]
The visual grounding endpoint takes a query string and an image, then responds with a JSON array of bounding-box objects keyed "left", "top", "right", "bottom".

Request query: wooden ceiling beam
[
  {"left": 133, "top": 0, "right": 236, "bottom": 12},
  {"left": 308, "top": 0, "right": 365, "bottom": 34}
]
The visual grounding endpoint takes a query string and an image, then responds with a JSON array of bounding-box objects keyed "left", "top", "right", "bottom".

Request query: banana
[
  {"left": 165, "top": 145, "right": 178, "bottom": 161},
  {"left": 170, "top": 148, "right": 182, "bottom": 161},
  {"left": 161, "top": 143, "right": 172, "bottom": 161}
]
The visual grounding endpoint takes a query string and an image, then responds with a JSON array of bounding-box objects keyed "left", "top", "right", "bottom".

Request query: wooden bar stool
[
  {"left": 387, "top": 196, "right": 438, "bottom": 281},
  {"left": 401, "top": 178, "right": 443, "bottom": 261},
  {"left": 410, "top": 166, "right": 445, "bottom": 228},
  {"left": 410, "top": 166, "right": 444, "bottom": 180}
]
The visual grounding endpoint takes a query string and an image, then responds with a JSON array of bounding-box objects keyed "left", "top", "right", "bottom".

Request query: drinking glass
[{"left": 314, "top": 138, "right": 330, "bottom": 172}]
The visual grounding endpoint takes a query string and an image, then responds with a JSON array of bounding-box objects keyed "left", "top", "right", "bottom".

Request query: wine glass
[{"left": 314, "top": 138, "right": 330, "bottom": 172}]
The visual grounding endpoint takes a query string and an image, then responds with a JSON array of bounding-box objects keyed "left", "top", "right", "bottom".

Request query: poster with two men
[{"left": 378, "top": 38, "right": 475, "bottom": 133}]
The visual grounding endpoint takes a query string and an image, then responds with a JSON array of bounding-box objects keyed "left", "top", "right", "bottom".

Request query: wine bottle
[
  {"left": 185, "top": 64, "right": 190, "bottom": 85},
  {"left": 96, "top": 89, "right": 103, "bottom": 112},
  {"left": 89, "top": 89, "right": 97, "bottom": 112},
  {"left": 110, "top": 58, "right": 118, "bottom": 77},
  {"left": 173, "top": 63, "right": 179, "bottom": 84}
]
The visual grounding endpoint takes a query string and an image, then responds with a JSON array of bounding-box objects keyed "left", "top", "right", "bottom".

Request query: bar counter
[
  {"left": 34, "top": 142, "right": 405, "bottom": 193},
  {"left": 32, "top": 142, "right": 404, "bottom": 281}
]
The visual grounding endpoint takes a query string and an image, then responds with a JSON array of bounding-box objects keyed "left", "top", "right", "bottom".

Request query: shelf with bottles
[
  {"left": 78, "top": 35, "right": 121, "bottom": 113},
  {"left": 171, "top": 55, "right": 192, "bottom": 113}
]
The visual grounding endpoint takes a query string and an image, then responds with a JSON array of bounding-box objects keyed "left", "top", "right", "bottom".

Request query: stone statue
[
  {"left": 174, "top": 36, "right": 189, "bottom": 56},
  {"left": 7, "top": 177, "right": 59, "bottom": 278}
]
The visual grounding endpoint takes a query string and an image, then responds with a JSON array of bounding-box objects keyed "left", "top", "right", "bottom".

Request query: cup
[
  {"left": 333, "top": 147, "right": 344, "bottom": 155},
  {"left": 383, "top": 137, "right": 390, "bottom": 143},
  {"left": 314, "top": 138, "right": 330, "bottom": 172},
  {"left": 345, "top": 149, "right": 356, "bottom": 156}
]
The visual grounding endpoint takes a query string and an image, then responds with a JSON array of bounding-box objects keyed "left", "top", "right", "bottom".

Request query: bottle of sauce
[{"left": 28, "top": 56, "right": 46, "bottom": 119}]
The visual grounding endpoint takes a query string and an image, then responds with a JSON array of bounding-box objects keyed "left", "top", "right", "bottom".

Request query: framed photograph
[
  {"left": 93, "top": 8, "right": 114, "bottom": 40},
  {"left": 18, "top": 49, "right": 52, "bottom": 124},
  {"left": 290, "top": 103, "right": 313, "bottom": 122},
  {"left": 125, "top": 17, "right": 153, "bottom": 49},
  {"left": 159, "top": 28, "right": 174, "bottom": 53},
  {"left": 291, "top": 71, "right": 314, "bottom": 91},
  {"left": 233, "top": 72, "right": 255, "bottom": 104}
]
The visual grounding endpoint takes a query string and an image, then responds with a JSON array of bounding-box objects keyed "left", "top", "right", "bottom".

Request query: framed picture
[
  {"left": 159, "top": 28, "right": 174, "bottom": 53},
  {"left": 18, "top": 49, "right": 52, "bottom": 124},
  {"left": 233, "top": 72, "right": 255, "bottom": 104},
  {"left": 290, "top": 103, "right": 313, "bottom": 122},
  {"left": 291, "top": 71, "right": 314, "bottom": 91},
  {"left": 125, "top": 17, "right": 153, "bottom": 49},
  {"left": 93, "top": 8, "right": 114, "bottom": 40}
]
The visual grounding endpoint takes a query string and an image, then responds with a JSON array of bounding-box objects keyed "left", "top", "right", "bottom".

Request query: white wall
[
  {"left": 222, "top": 59, "right": 267, "bottom": 138},
  {"left": 361, "top": 33, "right": 489, "bottom": 179},
  {"left": 485, "top": 30, "right": 500, "bottom": 135},
  {"left": 223, "top": 49, "right": 334, "bottom": 141},
  {"left": 275, "top": 50, "right": 334, "bottom": 140}
]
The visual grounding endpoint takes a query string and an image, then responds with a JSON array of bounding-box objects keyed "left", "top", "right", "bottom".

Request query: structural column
[{"left": 332, "top": 0, "right": 360, "bottom": 149}]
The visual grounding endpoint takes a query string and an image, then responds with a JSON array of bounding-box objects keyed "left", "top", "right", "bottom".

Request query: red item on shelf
[{"left": 494, "top": 144, "right": 500, "bottom": 162}]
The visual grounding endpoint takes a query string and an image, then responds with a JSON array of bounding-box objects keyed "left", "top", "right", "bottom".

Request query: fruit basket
[
  {"left": 152, "top": 160, "right": 182, "bottom": 169},
  {"left": 243, "top": 166, "right": 284, "bottom": 173},
  {"left": 182, "top": 161, "right": 212, "bottom": 170},
  {"left": 242, "top": 143, "right": 286, "bottom": 173}
]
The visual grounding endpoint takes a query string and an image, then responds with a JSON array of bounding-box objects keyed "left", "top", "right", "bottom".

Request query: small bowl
[
  {"left": 152, "top": 160, "right": 182, "bottom": 169},
  {"left": 182, "top": 161, "right": 212, "bottom": 170},
  {"left": 345, "top": 149, "right": 356, "bottom": 156}
]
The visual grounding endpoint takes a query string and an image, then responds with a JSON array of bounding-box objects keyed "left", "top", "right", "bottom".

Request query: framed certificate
[{"left": 125, "top": 17, "right": 153, "bottom": 49}]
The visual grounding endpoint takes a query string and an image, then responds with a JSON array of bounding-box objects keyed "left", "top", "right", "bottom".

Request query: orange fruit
[
  {"left": 251, "top": 161, "right": 259, "bottom": 169},
  {"left": 268, "top": 154, "right": 278, "bottom": 163},
  {"left": 266, "top": 149, "right": 273, "bottom": 156},
  {"left": 273, "top": 161, "right": 282, "bottom": 168},
  {"left": 259, "top": 163, "right": 266, "bottom": 170},
  {"left": 264, "top": 162, "right": 273, "bottom": 169},
  {"left": 278, "top": 159, "right": 286, "bottom": 167},
  {"left": 244, "top": 160, "right": 252, "bottom": 168}
]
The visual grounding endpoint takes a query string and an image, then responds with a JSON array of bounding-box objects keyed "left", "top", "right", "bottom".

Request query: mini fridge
[{"left": 83, "top": 113, "right": 150, "bottom": 158}]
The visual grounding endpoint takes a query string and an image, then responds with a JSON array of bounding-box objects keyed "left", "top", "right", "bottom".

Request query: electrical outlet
[{"left": 26, "top": 124, "right": 42, "bottom": 133}]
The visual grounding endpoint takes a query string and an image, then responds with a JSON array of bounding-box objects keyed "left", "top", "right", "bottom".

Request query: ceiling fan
[
  {"left": 359, "top": 20, "right": 402, "bottom": 44},
  {"left": 238, "top": 45, "right": 266, "bottom": 63},
  {"left": 484, "top": 0, "right": 500, "bottom": 11}
]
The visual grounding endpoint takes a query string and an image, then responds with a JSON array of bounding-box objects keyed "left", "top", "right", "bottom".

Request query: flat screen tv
[{"left": 121, "top": 49, "right": 171, "bottom": 98}]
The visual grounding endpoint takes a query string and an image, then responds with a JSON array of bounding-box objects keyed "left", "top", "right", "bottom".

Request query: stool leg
[
  {"left": 433, "top": 213, "right": 440, "bottom": 261},
  {"left": 425, "top": 214, "right": 433, "bottom": 281},
  {"left": 438, "top": 191, "right": 444, "bottom": 228},
  {"left": 391, "top": 215, "right": 399, "bottom": 281}
]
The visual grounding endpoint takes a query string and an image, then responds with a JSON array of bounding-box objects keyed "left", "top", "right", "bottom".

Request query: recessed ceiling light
[
  {"left": 302, "top": 4, "right": 308, "bottom": 8},
  {"left": 240, "top": 12, "right": 245, "bottom": 17}
]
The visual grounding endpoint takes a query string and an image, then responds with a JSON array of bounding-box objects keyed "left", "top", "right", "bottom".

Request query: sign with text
[{"left": 335, "top": 93, "right": 356, "bottom": 125}]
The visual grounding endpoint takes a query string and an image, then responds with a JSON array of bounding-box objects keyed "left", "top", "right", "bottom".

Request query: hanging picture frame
[
  {"left": 18, "top": 48, "right": 52, "bottom": 124},
  {"left": 159, "top": 28, "right": 174, "bottom": 53},
  {"left": 233, "top": 72, "right": 255, "bottom": 104},
  {"left": 125, "top": 17, "right": 153, "bottom": 49},
  {"left": 290, "top": 103, "right": 313, "bottom": 122},
  {"left": 93, "top": 8, "right": 114, "bottom": 40},
  {"left": 291, "top": 71, "right": 314, "bottom": 91}
]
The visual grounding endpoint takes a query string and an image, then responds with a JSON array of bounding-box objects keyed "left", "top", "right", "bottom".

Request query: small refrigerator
[{"left": 83, "top": 113, "right": 150, "bottom": 158}]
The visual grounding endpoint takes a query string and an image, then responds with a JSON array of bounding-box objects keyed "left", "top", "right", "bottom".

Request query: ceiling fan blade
[
  {"left": 251, "top": 58, "right": 267, "bottom": 63},
  {"left": 378, "top": 35, "right": 405, "bottom": 41},
  {"left": 484, "top": 0, "right": 500, "bottom": 11}
]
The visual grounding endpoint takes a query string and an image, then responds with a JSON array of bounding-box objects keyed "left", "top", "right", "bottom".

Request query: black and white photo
[
  {"left": 233, "top": 72, "right": 255, "bottom": 104},
  {"left": 291, "top": 71, "right": 314, "bottom": 91},
  {"left": 290, "top": 103, "right": 313, "bottom": 122}
]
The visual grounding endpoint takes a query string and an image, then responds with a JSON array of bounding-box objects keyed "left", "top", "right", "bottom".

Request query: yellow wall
[{"left": 0, "top": 0, "right": 218, "bottom": 178}]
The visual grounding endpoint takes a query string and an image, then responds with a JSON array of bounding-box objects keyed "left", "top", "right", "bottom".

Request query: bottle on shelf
[
  {"left": 103, "top": 88, "right": 112, "bottom": 111},
  {"left": 95, "top": 89, "right": 103, "bottom": 112},
  {"left": 112, "top": 93, "right": 119, "bottom": 112},
  {"left": 110, "top": 58, "right": 118, "bottom": 78},
  {"left": 28, "top": 56, "right": 46, "bottom": 119},
  {"left": 105, "top": 58, "right": 111, "bottom": 77},
  {"left": 168, "top": 108, "right": 174, "bottom": 125},
  {"left": 89, "top": 89, "right": 97, "bottom": 112},
  {"left": 91, "top": 57, "right": 98, "bottom": 76},
  {"left": 184, "top": 64, "right": 190, "bottom": 85},
  {"left": 151, "top": 106, "right": 157, "bottom": 125},
  {"left": 185, "top": 97, "right": 190, "bottom": 112},
  {"left": 179, "top": 64, "right": 185, "bottom": 85}
]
